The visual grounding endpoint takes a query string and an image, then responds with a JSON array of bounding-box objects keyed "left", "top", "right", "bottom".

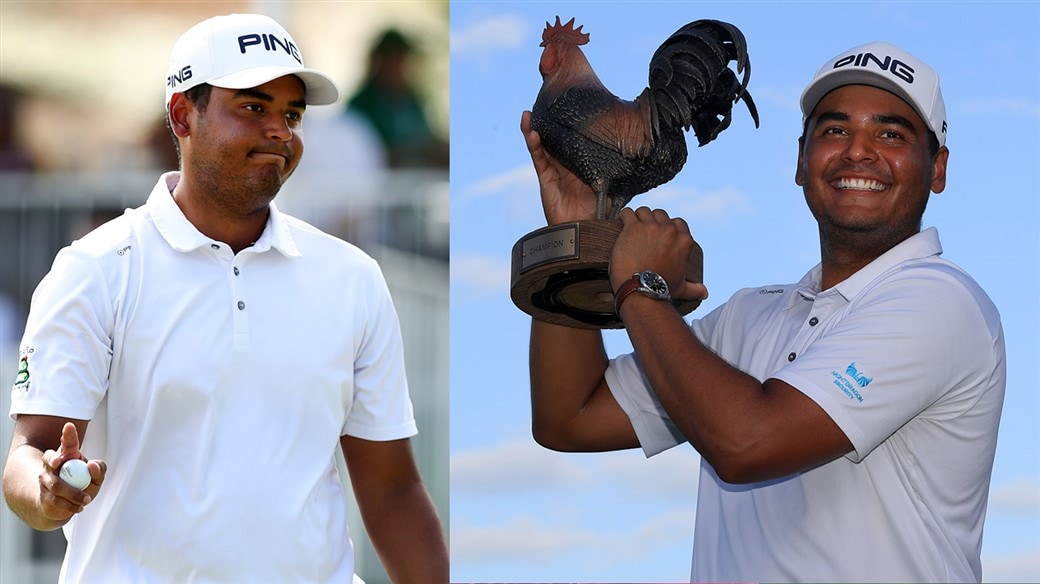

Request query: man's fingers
[
  {"left": 86, "top": 460, "right": 107, "bottom": 486},
  {"left": 635, "top": 206, "right": 656, "bottom": 221},
  {"left": 676, "top": 281, "right": 710, "bottom": 302},
  {"left": 59, "top": 422, "right": 81, "bottom": 458},
  {"left": 41, "top": 448, "right": 62, "bottom": 471},
  {"left": 521, "top": 111, "right": 555, "bottom": 179},
  {"left": 40, "top": 487, "right": 86, "bottom": 516},
  {"left": 624, "top": 207, "right": 678, "bottom": 225},
  {"left": 520, "top": 111, "right": 541, "bottom": 154}
]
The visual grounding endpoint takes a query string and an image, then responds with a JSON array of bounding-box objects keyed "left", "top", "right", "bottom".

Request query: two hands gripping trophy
[{"left": 510, "top": 17, "right": 758, "bottom": 329}]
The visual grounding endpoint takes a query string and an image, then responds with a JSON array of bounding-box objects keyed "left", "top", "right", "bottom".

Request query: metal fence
[{"left": 0, "top": 168, "right": 449, "bottom": 584}]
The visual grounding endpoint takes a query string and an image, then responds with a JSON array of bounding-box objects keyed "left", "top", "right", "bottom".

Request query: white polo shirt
[
  {"left": 606, "top": 228, "right": 1005, "bottom": 583},
  {"left": 10, "top": 172, "right": 417, "bottom": 582}
]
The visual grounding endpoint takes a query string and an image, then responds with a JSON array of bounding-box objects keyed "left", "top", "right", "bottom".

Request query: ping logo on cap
[
  {"left": 168, "top": 66, "right": 193, "bottom": 90},
  {"left": 238, "top": 32, "right": 302, "bottom": 65},
  {"left": 832, "top": 52, "right": 916, "bottom": 85}
]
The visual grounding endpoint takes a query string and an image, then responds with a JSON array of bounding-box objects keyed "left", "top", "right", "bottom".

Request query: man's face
[
  {"left": 185, "top": 75, "right": 307, "bottom": 214},
  {"left": 796, "top": 84, "right": 948, "bottom": 245}
]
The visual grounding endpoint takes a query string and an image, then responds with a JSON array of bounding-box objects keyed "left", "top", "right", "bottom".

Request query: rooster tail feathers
[
  {"left": 742, "top": 89, "right": 761, "bottom": 129},
  {"left": 646, "top": 19, "right": 758, "bottom": 144}
]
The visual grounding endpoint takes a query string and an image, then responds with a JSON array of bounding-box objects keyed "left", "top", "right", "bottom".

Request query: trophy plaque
[{"left": 510, "top": 219, "right": 702, "bottom": 329}]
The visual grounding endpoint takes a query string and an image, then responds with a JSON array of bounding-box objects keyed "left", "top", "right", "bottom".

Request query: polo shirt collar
[
  {"left": 794, "top": 227, "right": 943, "bottom": 303},
  {"left": 148, "top": 172, "right": 301, "bottom": 258}
]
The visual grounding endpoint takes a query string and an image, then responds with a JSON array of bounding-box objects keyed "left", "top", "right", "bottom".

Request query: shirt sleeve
[
  {"left": 341, "top": 266, "right": 417, "bottom": 441},
  {"left": 772, "top": 263, "right": 1003, "bottom": 462},
  {"left": 10, "top": 247, "right": 114, "bottom": 421},
  {"left": 605, "top": 305, "right": 726, "bottom": 457}
]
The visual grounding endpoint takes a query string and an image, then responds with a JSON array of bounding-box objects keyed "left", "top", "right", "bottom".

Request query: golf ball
[{"left": 59, "top": 459, "right": 91, "bottom": 490}]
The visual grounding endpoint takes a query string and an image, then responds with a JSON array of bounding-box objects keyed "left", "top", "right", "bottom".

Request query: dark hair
[{"left": 165, "top": 83, "right": 213, "bottom": 165}]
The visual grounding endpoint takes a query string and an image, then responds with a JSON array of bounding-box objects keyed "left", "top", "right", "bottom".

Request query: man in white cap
[
  {"left": 521, "top": 41, "right": 1005, "bottom": 582},
  {"left": 3, "top": 13, "right": 447, "bottom": 582}
]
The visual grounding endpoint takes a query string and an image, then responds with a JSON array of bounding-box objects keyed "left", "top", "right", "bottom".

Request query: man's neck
[
  {"left": 169, "top": 173, "right": 270, "bottom": 254},
  {"left": 817, "top": 227, "right": 918, "bottom": 290}
]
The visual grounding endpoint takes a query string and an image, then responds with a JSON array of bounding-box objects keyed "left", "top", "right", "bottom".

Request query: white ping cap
[
  {"left": 800, "top": 41, "right": 946, "bottom": 147},
  {"left": 165, "top": 13, "right": 339, "bottom": 106}
]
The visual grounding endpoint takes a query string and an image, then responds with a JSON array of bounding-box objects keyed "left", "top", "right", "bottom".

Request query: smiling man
[
  {"left": 3, "top": 13, "right": 447, "bottom": 583},
  {"left": 523, "top": 41, "right": 1005, "bottom": 582}
]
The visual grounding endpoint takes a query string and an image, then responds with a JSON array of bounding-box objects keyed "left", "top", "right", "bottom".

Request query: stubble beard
[
  {"left": 814, "top": 195, "right": 928, "bottom": 255},
  {"left": 193, "top": 154, "right": 288, "bottom": 219}
]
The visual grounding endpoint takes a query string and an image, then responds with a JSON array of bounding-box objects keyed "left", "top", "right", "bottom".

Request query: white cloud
[
  {"left": 451, "top": 14, "right": 528, "bottom": 59},
  {"left": 451, "top": 439, "right": 589, "bottom": 493},
  {"left": 450, "top": 442, "right": 701, "bottom": 576},
  {"left": 450, "top": 253, "right": 511, "bottom": 300},
  {"left": 988, "top": 477, "right": 1040, "bottom": 515},
  {"left": 640, "top": 184, "right": 754, "bottom": 224},
  {"left": 637, "top": 506, "right": 697, "bottom": 542},
  {"left": 458, "top": 164, "right": 535, "bottom": 203},
  {"left": 451, "top": 516, "right": 604, "bottom": 563},
  {"left": 982, "top": 547, "right": 1040, "bottom": 583},
  {"left": 599, "top": 446, "right": 700, "bottom": 500},
  {"left": 451, "top": 508, "right": 696, "bottom": 567},
  {"left": 451, "top": 439, "right": 700, "bottom": 498},
  {"left": 455, "top": 164, "right": 545, "bottom": 224}
]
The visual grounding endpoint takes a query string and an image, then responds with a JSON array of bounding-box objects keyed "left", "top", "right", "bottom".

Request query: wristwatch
[{"left": 614, "top": 270, "right": 671, "bottom": 315}]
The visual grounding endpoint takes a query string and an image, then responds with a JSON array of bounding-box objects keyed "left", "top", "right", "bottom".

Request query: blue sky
[{"left": 449, "top": 2, "right": 1040, "bottom": 582}]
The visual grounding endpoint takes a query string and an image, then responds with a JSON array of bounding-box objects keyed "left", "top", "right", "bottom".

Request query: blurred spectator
[
  {"left": 346, "top": 28, "right": 448, "bottom": 168},
  {"left": 0, "top": 84, "right": 37, "bottom": 172},
  {"left": 0, "top": 292, "right": 23, "bottom": 348},
  {"left": 145, "top": 115, "right": 181, "bottom": 172},
  {"left": 282, "top": 106, "right": 388, "bottom": 249}
]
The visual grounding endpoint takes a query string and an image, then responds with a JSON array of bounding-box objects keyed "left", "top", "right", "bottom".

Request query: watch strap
[
  {"left": 613, "top": 273, "right": 643, "bottom": 315},
  {"left": 614, "top": 271, "right": 670, "bottom": 315}
]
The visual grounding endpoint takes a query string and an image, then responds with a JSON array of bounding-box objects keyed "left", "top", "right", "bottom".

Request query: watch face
[{"left": 639, "top": 271, "right": 669, "bottom": 297}]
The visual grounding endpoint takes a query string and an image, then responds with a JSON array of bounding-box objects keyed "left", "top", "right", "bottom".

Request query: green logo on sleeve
[{"left": 14, "top": 353, "right": 30, "bottom": 389}]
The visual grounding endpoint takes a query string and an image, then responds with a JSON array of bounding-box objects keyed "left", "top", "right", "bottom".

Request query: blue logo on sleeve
[
  {"left": 846, "top": 362, "right": 873, "bottom": 388},
  {"left": 831, "top": 361, "right": 873, "bottom": 402}
]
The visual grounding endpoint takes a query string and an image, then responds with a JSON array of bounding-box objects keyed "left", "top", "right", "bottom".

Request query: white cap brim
[{"left": 208, "top": 66, "right": 340, "bottom": 106}]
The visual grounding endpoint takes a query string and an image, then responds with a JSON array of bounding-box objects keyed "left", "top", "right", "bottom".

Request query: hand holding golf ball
[
  {"left": 48, "top": 422, "right": 105, "bottom": 500},
  {"left": 59, "top": 458, "right": 92, "bottom": 490}
]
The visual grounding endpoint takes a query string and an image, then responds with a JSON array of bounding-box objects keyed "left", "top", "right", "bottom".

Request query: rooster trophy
[{"left": 512, "top": 17, "right": 759, "bottom": 329}]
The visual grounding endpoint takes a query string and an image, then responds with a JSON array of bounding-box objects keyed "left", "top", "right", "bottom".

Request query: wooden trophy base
[{"left": 510, "top": 219, "right": 703, "bottom": 329}]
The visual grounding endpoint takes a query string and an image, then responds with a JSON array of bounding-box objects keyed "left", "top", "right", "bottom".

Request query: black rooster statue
[{"left": 531, "top": 17, "right": 760, "bottom": 219}]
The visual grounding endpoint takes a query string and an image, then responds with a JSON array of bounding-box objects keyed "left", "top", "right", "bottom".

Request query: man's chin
[{"left": 239, "top": 175, "right": 283, "bottom": 211}]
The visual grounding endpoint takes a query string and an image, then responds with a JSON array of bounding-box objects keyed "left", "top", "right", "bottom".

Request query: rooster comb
[{"left": 542, "top": 16, "right": 589, "bottom": 45}]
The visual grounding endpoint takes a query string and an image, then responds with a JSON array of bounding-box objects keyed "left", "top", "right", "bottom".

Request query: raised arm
[
  {"left": 521, "top": 111, "right": 640, "bottom": 453},
  {"left": 609, "top": 208, "right": 853, "bottom": 483}
]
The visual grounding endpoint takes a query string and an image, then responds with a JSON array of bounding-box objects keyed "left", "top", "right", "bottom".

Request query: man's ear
[
  {"left": 930, "top": 146, "right": 950, "bottom": 194},
  {"left": 168, "top": 93, "right": 192, "bottom": 139},
  {"left": 794, "top": 136, "right": 806, "bottom": 187}
]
